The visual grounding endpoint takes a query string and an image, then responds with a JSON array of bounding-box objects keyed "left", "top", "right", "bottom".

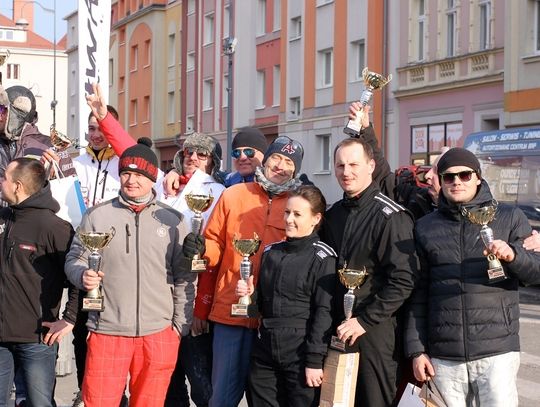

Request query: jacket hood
[
  {"left": 438, "top": 179, "right": 495, "bottom": 220},
  {"left": 11, "top": 181, "right": 60, "bottom": 213}
]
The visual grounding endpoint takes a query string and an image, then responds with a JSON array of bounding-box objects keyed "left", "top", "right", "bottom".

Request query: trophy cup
[
  {"left": 462, "top": 203, "right": 508, "bottom": 284},
  {"left": 231, "top": 233, "right": 262, "bottom": 317},
  {"left": 50, "top": 125, "right": 79, "bottom": 151},
  {"left": 344, "top": 67, "right": 392, "bottom": 137},
  {"left": 185, "top": 192, "right": 214, "bottom": 272},
  {"left": 77, "top": 227, "right": 116, "bottom": 311},
  {"left": 330, "top": 263, "right": 369, "bottom": 351}
]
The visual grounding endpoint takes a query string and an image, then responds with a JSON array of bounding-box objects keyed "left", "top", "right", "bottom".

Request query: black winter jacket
[
  {"left": 405, "top": 180, "right": 540, "bottom": 361},
  {"left": 253, "top": 233, "right": 336, "bottom": 368},
  {"left": 0, "top": 182, "right": 77, "bottom": 343},
  {"left": 320, "top": 183, "right": 419, "bottom": 345}
]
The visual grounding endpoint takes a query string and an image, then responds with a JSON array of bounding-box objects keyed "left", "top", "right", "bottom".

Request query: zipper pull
[{"left": 125, "top": 224, "right": 131, "bottom": 253}]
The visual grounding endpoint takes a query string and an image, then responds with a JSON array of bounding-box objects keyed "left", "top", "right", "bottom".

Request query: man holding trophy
[
  {"left": 406, "top": 148, "right": 540, "bottom": 407},
  {"left": 65, "top": 139, "right": 196, "bottom": 407},
  {"left": 320, "top": 137, "right": 418, "bottom": 407}
]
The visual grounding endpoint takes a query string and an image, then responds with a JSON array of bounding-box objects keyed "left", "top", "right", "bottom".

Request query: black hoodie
[{"left": 0, "top": 182, "right": 76, "bottom": 343}]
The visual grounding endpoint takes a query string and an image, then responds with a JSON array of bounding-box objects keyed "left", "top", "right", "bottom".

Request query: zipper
[
  {"left": 99, "top": 170, "right": 109, "bottom": 201},
  {"left": 135, "top": 212, "right": 140, "bottom": 336},
  {"left": 91, "top": 159, "right": 103, "bottom": 206},
  {"left": 125, "top": 224, "right": 131, "bottom": 253},
  {"left": 459, "top": 217, "right": 469, "bottom": 361}
]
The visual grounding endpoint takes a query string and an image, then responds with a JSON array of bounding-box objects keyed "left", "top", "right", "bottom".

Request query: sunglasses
[
  {"left": 441, "top": 170, "right": 475, "bottom": 184},
  {"left": 184, "top": 147, "right": 210, "bottom": 159},
  {"left": 232, "top": 148, "right": 256, "bottom": 159}
]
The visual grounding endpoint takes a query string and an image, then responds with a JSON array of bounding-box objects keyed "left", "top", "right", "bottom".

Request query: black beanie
[
  {"left": 263, "top": 136, "right": 304, "bottom": 176},
  {"left": 119, "top": 137, "right": 159, "bottom": 182},
  {"left": 437, "top": 147, "right": 481, "bottom": 178},
  {"left": 232, "top": 127, "right": 268, "bottom": 153}
]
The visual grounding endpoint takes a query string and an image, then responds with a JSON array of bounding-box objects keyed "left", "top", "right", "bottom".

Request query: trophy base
[
  {"left": 231, "top": 304, "right": 249, "bottom": 317},
  {"left": 343, "top": 120, "right": 361, "bottom": 137},
  {"left": 82, "top": 297, "right": 104, "bottom": 312},
  {"left": 330, "top": 335, "right": 346, "bottom": 352},
  {"left": 487, "top": 266, "right": 508, "bottom": 284},
  {"left": 191, "top": 259, "right": 207, "bottom": 272}
]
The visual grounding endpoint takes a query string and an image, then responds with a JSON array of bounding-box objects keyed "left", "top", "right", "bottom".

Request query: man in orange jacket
[{"left": 184, "top": 136, "right": 304, "bottom": 407}]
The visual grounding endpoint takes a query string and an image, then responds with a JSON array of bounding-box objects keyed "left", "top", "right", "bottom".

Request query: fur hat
[
  {"left": 119, "top": 137, "right": 159, "bottom": 182},
  {"left": 1, "top": 85, "right": 37, "bottom": 140},
  {"left": 173, "top": 132, "right": 225, "bottom": 184}
]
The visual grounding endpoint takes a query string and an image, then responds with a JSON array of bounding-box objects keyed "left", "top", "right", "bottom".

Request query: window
[
  {"left": 289, "top": 97, "right": 300, "bottom": 119},
  {"left": 256, "top": 69, "right": 266, "bottom": 108},
  {"left": 257, "top": 0, "right": 266, "bottom": 36},
  {"left": 130, "top": 45, "right": 138, "bottom": 71},
  {"left": 204, "top": 13, "right": 215, "bottom": 45},
  {"left": 203, "top": 79, "right": 214, "bottom": 110},
  {"left": 479, "top": 1, "right": 491, "bottom": 50},
  {"left": 168, "top": 34, "right": 175, "bottom": 67},
  {"left": 130, "top": 99, "right": 138, "bottom": 126},
  {"left": 109, "top": 59, "right": 114, "bottom": 85},
  {"left": 319, "top": 49, "right": 333, "bottom": 87},
  {"left": 446, "top": 0, "right": 457, "bottom": 57},
  {"left": 187, "top": 0, "right": 195, "bottom": 15},
  {"left": 290, "top": 17, "right": 302, "bottom": 40},
  {"left": 186, "top": 115, "right": 194, "bottom": 132},
  {"left": 273, "top": 0, "right": 281, "bottom": 31},
  {"left": 187, "top": 51, "right": 195, "bottom": 72},
  {"left": 273, "top": 65, "right": 280, "bottom": 106},
  {"left": 417, "top": 0, "right": 426, "bottom": 61},
  {"left": 352, "top": 40, "right": 365, "bottom": 81},
  {"left": 143, "top": 96, "right": 150, "bottom": 123},
  {"left": 119, "top": 76, "right": 125, "bottom": 92},
  {"left": 167, "top": 92, "right": 175, "bottom": 123},
  {"left": 144, "top": 39, "right": 151, "bottom": 67},
  {"left": 317, "top": 134, "right": 331, "bottom": 172},
  {"left": 535, "top": 0, "right": 540, "bottom": 52},
  {"left": 5, "top": 30, "right": 13, "bottom": 40},
  {"left": 223, "top": 5, "right": 230, "bottom": 38},
  {"left": 6, "top": 64, "right": 19, "bottom": 80}
]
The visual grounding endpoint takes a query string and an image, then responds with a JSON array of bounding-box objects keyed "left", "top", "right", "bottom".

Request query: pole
[
  {"left": 52, "top": 0, "right": 57, "bottom": 127},
  {"left": 225, "top": 1, "right": 234, "bottom": 171}
]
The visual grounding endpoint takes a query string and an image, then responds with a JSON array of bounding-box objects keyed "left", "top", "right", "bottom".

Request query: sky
[{"left": 1, "top": 0, "right": 79, "bottom": 43}]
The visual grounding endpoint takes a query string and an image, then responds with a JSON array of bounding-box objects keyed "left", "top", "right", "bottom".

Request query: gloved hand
[{"left": 182, "top": 232, "right": 206, "bottom": 259}]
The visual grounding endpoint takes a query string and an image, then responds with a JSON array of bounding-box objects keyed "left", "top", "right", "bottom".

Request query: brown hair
[
  {"left": 333, "top": 137, "right": 374, "bottom": 161},
  {"left": 10, "top": 158, "right": 46, "bottom": 196},
  {"left": 88, "top": 105, "right": 119, "bottom": 122},
  {"left": 288, "top": 185, "right": 326, "bottom": 230}
]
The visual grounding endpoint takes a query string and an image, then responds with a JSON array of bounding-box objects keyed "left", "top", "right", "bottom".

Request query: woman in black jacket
[{"left": 236, "top": 185, "right": 336, "bottom": 407}]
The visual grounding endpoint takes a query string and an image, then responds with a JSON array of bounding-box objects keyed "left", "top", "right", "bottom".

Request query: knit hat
[
  {"left": 437, "top": 147, "right": 481, "bottom": 178},
  {"left": 263, "top": 136, "right": 304, "bottom": 176},
  {"left": 232, "top": 127, "right": 268, "bottom": 154},
  {"left": 172, "top": 132, "right": 225, "bottom": 184},
  {"left": 119, "top": 137, "right": 159, "bottom": 182},
  {"left": 2, "top": 85, "right": 37, "bottom": 140}
]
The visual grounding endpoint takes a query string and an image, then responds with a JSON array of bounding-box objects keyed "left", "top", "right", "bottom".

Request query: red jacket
[{"left": 194, "top": 182, "right": 287, "bottom": 329}]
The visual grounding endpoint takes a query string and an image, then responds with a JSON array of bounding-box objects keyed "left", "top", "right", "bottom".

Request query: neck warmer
[{"left": 254, "top": 166, "right": 301, "bottom": 196}]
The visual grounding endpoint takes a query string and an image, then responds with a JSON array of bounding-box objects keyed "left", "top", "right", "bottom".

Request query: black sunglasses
[
  {"left": 441, "top": 170, "right": 475, "bottom": 184},
  {"left": 232, "top": 148, "right": 256, "bottom": 159},
  {"left": 184, "top": 147, "right": 210, "bottom": 159}
]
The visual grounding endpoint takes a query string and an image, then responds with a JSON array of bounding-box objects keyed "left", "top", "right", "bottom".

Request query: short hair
[
  {"left": 88, "top": 105, "right": 119, "bottom": 122},
  {"left": 288, "top": 185, "right": 326, "bottom": 230},
  {"left": 333, "top": 137, "right": 374, "bottom": 162},
  {"left": 10, "top": 158, "right": 46, "bottom": 196}
]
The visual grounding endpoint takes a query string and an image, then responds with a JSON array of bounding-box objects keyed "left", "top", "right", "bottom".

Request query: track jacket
[
  {"left": 0, "top": 182, "right": 76, "bottom": 343},
  {"left": 65, "top": 193, "right": 195, "bottom": 337}
]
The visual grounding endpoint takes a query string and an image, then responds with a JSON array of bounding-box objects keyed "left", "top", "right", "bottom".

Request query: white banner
[{"left": 77, "top": 0, "right": 111, "bottom": 148}]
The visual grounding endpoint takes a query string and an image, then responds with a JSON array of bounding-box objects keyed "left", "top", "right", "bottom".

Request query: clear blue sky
[{"left": 0, "top": 0, "right": 78, "bottom": 43}]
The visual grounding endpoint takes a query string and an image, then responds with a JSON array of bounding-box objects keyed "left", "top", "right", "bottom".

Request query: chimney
[{"left": 13, "top": 0, "right": 34, "bottom": 32}]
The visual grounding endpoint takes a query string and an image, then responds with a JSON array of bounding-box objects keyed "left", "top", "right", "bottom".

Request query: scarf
[{"left": 254, "top": 166, "right": 302, "bottom": 196}]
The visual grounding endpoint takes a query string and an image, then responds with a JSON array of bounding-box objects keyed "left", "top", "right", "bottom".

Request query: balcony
[{"left": 394, "top": 47, "right": 504, "bottom": 99}]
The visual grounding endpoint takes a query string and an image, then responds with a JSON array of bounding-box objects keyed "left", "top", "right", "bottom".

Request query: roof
[{"left": 0, "top": 13, "right": 66, "bottom": 51}]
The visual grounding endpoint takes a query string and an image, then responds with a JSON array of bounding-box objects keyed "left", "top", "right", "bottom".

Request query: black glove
[{"left": 182, "top": 232, "right": 206, "bottom": 259}]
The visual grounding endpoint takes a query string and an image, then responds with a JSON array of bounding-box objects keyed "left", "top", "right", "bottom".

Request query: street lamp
[
  {"left": 222, "top": 35, "right": 237, "bottom": 171},
  {"left": 15, "top": 0, "right": 57, "bottom": 127}
]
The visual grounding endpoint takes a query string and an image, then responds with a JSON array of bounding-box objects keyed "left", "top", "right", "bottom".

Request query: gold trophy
[
  {"left": 231, "top": 233, "right": 262, "bottom": 317},
  {"left": 462, "top": 202, "right": 508, "bottom": 284},
  {"left": 185, "top": 192, "right": 214, "bottom": 272},
  {"left": 77, "top": 227, "right": 116, "bottom": 311},
  {"left": 50, "top": 125, "right": 79, "bottom": 150},
  {"left": 344, "top": 67, "right": 392, "bottom": 136},
  {"left": 330, "top": 263, "right": 369, "bottom": 351}
]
